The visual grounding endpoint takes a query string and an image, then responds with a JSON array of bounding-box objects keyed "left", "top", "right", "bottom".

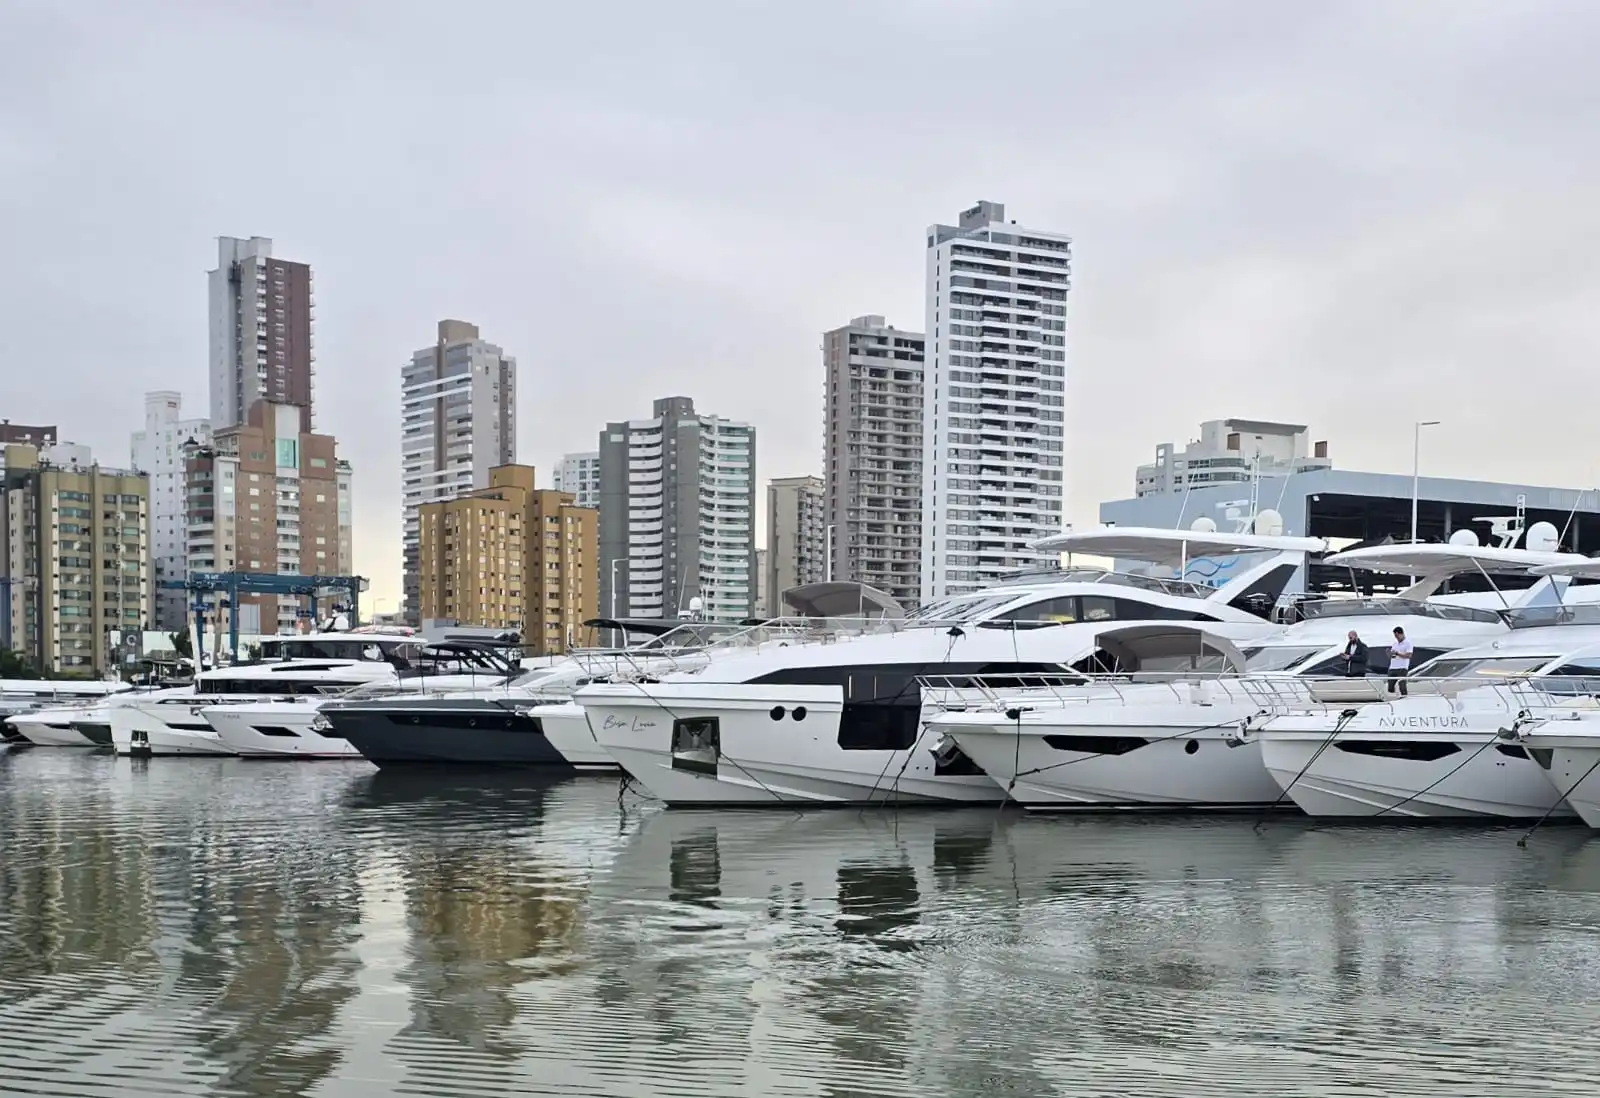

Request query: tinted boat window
[{"left": 838, "top": 703, "right": 919, "bottom": 751}]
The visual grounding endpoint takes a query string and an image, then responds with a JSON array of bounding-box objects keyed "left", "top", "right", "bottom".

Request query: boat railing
[
  {"left": 566, "top": 615, "right": 932, "bottom": 681},
  {"left": 916, "top": 671, "right": 1600, "bottom": 717}
]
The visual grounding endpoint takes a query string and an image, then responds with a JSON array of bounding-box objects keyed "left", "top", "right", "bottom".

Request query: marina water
[{"left": 3, "top": 750, "right": 1600, "bottom": 1096}]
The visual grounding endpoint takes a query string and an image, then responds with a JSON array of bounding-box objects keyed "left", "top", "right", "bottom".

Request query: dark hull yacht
[{"left": 320, "top": 695, "right": 611, "bottom": 770}]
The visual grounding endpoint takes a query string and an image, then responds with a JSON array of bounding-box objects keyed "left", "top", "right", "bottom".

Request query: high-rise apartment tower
[
  {"left": 823, "top": 315, "right": 924, "bottom": 608},
  {"left": 597, "top": 397, "right": 755, "bottom": 623},
  {"left": 208, "top": 236, "right": 315, "bottom": 433},
  {"left": 400, "top": 319, "right": 517, "bottom": 624},
  {"left": 922, "top": 201, "right": 1069, "bottom": 601},
  {"left": 131, "top": 391, "right": 211, "bottom": 630}
]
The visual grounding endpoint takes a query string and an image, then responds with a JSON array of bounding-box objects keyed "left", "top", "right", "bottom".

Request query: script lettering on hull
[
  {"left": 603, "top": 714, "right": 657, "bottom": 732},
  {"left": 1376, "top": 716, "right": 1468, "bottom": 729}
]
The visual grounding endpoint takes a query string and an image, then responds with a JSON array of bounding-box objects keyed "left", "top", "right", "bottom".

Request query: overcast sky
[{"left": 4, "top": 0, "right": 1599, "bottom": 609}]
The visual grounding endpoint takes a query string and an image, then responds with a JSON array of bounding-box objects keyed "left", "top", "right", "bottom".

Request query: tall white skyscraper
[
  {"left": 131, "top": 391, "right": 211, "bottom": 629},
  {"left": 922, "top": 200, "right": 1070, "bottom": 601},
  {"left": 552, "top": 451, "right": 600, "bottom": 508},
  {"left": 208, "top": 236, "right": 315, "bottom": 433},
  {"left": 597, "top": 397, "right": 755, "bottom": 623},
  {"left": 400, "top": 319, "right": 517, "bottom": 623}
]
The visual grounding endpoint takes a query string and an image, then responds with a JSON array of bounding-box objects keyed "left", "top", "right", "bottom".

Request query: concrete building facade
[
  {"left": 0, "top": 423, "right": 56, "bottom": 447},
  {"left": 553, "top": 451, "right": 600, "bottom": 509},
  {"left": 922, "top": 200, "right": 1070, "bottom": 602},
  {"left": 209, "top": 236, "right": 316, "bottom": 433},
  {"left": 823, "top": 315, "right": 923, "bottom": 608},
  {"left": 754, "top": 547, "right": 769, "bottom": 618},
  {"left": 400, "top": 319, "right": 517, "bottom": 624},
  {"left": 336, "top": 458, "right": 354, "bottom": 578},
  {"left": 1, "top": 443, "right": 151, "bottom": 673},
  {"left": 766, "top": 474, "right": 826, "bottom": 609},
  {"left": 184, "top": 401, "right": 344, "bottom": 635},
  {"left": 1136, "top": 418, "right": 1332, "bottom": 497},
  {"left": 131, "top": 391, "right": 211, "bottom": 630},
  {"left": 416, "top": 464, "right": 598, "bottom": 655},
  {"left": 598, "top": 396, "right": 756, "bottom": 623}
]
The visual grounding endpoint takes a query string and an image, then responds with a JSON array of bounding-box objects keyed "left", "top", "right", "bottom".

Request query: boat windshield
[
  {"left": 904, "top": 591, "right": 1030, "bottom": 625},
  {"left": 1299, "top": 598, "right": 1502, "bottom": 625},
  {"left": 1238, "top": 645, "right": 1329, "bottom": 672},
  {"left": 1410, "top": 654, "right": 1554, "bottom": 680},
  {"left": 1501, "top": 604, "right": 1600, "bottom": 630}
]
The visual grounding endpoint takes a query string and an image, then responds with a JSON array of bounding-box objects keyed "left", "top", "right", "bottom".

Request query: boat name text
[
  {"left": 603, "top": 714, "right": 657, "bottom": 731},
  {"left": 1376, "top": 716, "right": 1468, "bottom": 729}
]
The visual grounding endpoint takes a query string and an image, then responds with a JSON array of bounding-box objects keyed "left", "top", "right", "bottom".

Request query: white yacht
[
  {"left": 927, "top": 541, "right": 1574, "bottom": 811},
  {"left": 6, "top": 696, "right": 115, "bottom": 747},
  {"left": 576, "top": 527, "right": 1322, "bottom": 807},
  {"left": 0, "top": 678, "right": 132, "bottom": 745},
  {"left": 112, "top": 631, "right": 427, "bottom": 756},
  {"left": 1500, "top": 559, "right": 1600, "bottom": 827},
  {"left": 1249, "top": 549, "right": 1600, "bottom": 819},
  {"left": 200, "top": 640, "right": 530, "bottom": 758}
]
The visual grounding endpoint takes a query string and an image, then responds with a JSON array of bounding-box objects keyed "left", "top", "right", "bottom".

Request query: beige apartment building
[
  {"left": 766, "top": 474, "right": 826, "bottom": 610},
  {"left": 1, "top": 443, "right": 152, "bottom": 674},
  {"left": 417, "top": 465, "right": 598, "bottom": 656},
  {"left": 183, "top": 400, "right": 346, "bottom": 634}
]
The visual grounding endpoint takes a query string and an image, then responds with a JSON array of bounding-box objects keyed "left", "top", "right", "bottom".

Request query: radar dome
[
  {"left": 688, "top": 596, "right": 705, "bottom": 615},
  {"left": 1448, "top": 528, "right": 1481, "bottom": 547},
  {"left": 1526, "top": 521, "right": 1561, "bottom": 553},
  {"left": 1254, "top": 509, "right": 1285, "bottom": 536},
  {"left": 1189, "top": 516, "right": 1218, "bottom": 533}
]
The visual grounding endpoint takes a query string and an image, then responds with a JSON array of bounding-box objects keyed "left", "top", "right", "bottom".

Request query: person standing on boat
[
  {"left": 1342, "top": 631, "right": 1369, "bottom": 677},
  {"left": 1387, "top": 626, "right": 1414, "bottom": 696}
]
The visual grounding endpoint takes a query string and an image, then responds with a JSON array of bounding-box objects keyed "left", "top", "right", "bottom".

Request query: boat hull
[
  {"left": 1515, "top": 723, "right": 1600, "bottom": 828},
  {"left": 943, "top": 704, "right": 1281, "bottom": 810},
  {"left": 528, "top": 703, "right": 618, "bottom": 770},
  {"left": 7, "top": 711, "right": 97, "bottom": 747},
  {"left": 204, "top": 701, "right": 361, "bottom": 759},
  {"left": 72, "top": 720, "right": 113, "bottom": 747},
  {"left": 1256, "top": 730, "right": 1568, "bottom": 819},
  {"left": 111, "top": 700, "right": 237, "bottom": 757},
  {"left": 322, "top": 698, "right": 588, "bottom": 768},
  {"left": 579, "top": 683, "right": 1003, "bottom": 807}
]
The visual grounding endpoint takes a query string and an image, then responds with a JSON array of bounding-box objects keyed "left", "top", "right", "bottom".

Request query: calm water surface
[{"left": 3, "top": 747, "right": 1600, "bottom": 1096}]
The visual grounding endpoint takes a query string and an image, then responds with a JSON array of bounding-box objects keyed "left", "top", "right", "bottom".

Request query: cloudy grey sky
[{"left": 4, "top": 0, "right": 1599, "bottom": 608}]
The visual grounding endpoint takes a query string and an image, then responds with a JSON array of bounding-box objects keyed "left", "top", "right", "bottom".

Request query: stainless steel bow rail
[{"left": 914, "top": 672, "right": 1600, "bottom": 720}]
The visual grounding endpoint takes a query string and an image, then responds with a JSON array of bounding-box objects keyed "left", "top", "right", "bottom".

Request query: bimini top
[
  {"left": 1322, "top": 543, "right": 1586, "bottom": 577},
  {"left": 1091, "top": 624, "right": 1249, "bottom": 674},
  {"left": 780, "top": 582, "right": 905, "bottom": 620},
  {"left": 1031, "top": 525, "right": 1328, "bottom": 566},
  {"left": 581, "top": 617, "right": 685, "bottom": 637}
]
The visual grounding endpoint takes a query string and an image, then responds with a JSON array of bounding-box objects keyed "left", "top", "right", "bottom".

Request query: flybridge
[
  {"left": 1322, "top": 543, "right": 1591, "bottom": 609},
  {"left": 1030, "top": 525, "right": 1331, "bottom": 563}
]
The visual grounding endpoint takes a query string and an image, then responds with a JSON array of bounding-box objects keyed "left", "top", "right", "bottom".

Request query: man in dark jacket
[{"left": 1343, "top": 631, "right": 1370, "bottom": 677}]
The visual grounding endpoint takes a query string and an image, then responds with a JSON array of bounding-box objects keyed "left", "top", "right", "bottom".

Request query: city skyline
[{"left": 8, "top": 3, "right": 1600, "bottom": 613}]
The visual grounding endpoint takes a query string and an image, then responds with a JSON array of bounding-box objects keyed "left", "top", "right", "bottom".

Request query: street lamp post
[{"left": 1411, "top": 420, "right": 1441, "bottom": 544}]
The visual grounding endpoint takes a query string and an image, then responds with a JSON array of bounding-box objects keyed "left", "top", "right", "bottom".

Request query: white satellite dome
[
  {"left": 1525, "top": 521, "right": 1561, "bottom": 553},
  {"left": 1254, "top": 509, "right": 1285, "bottom": 536},
  {"left": 1189, "top": 516, "right": 1218, "bottom": 533},
  {"left": 1448, "top": 528, "right": 1481, "bottom": 547}
]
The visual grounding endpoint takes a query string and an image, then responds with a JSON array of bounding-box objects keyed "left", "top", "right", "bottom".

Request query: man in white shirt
[{"left": 1388, "top": 626, "right": 1414, "bottom": 696}]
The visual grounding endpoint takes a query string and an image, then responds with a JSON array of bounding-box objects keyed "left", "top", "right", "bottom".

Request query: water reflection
[{"left": 3, "top": 754, "right": 1600, "bottom": 1095}]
